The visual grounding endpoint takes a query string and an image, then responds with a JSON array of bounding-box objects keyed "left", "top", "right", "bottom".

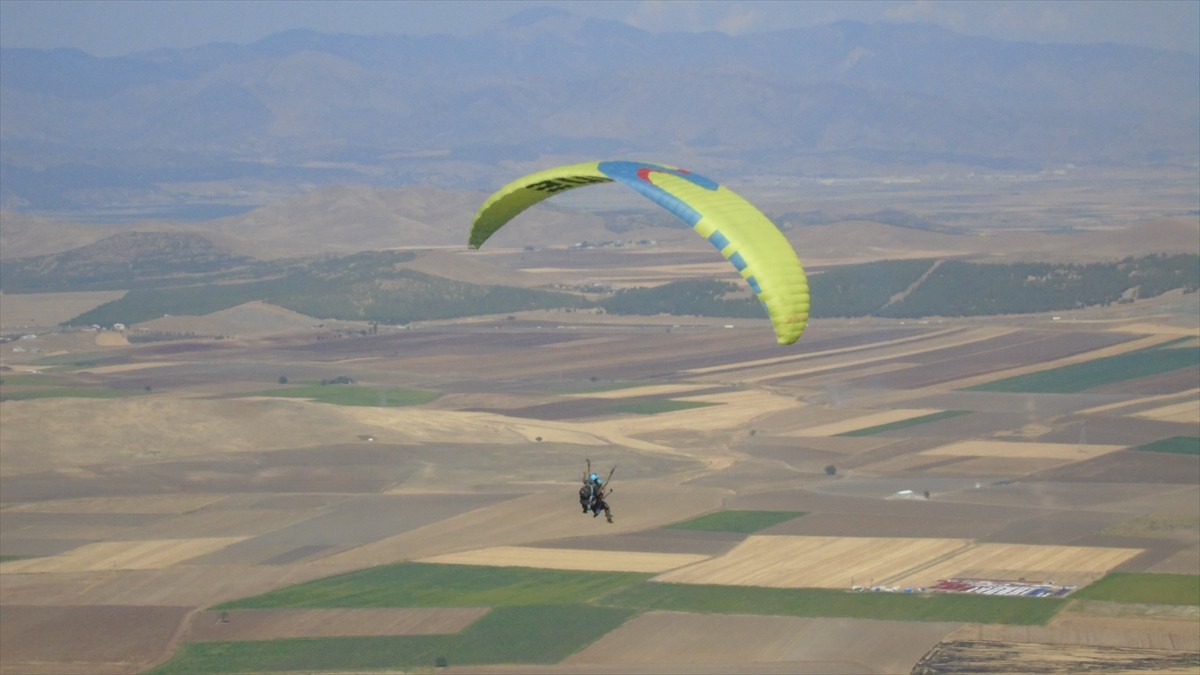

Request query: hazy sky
[{"left": 2, "top": 0, "right": 1198, "bottom": 57}]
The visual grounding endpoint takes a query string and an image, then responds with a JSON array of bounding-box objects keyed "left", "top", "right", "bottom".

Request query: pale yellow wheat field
[{"left": 419, "top": 546, "right": 710, "bottom": 573}]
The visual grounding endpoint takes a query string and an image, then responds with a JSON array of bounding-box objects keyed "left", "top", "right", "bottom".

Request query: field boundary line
[
  {"left": 938, "top": 333, "right": 1179, "bottom": 391},
  {"left": 682, "top": 327, "right": 969, "bottom": 376},
  {"left": 745, "top": 327, "right": 1017, "bottom": 384},
  {"left": 1076, "top": 388, "right": 1200, "bottom": 416},
  {"left": 875, "top": 541, "right": 976, "bottom": 587}
]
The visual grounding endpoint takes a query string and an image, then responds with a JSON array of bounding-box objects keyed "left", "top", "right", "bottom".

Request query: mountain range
[{"left": 2, "top": 8, "right": 1197, "bottom": 221}]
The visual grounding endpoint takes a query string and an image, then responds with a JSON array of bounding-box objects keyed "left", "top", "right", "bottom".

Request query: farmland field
[
  {"left": 216, "top": 562, "right": 652, "bottom": 609},
  {"left": 3, "top": 220, "right": 1198, "bottom": 674},
  {"left": 836, "top": 410, "right": 971, "bottom": 436},
  {"left": 666, "top": 510, "right": 806, "bottom": 533},
  {"left": 153, "top": 604, "right": 636, "bottom": 673},
  {"left": 245, "top": 384, "right": 440, "bottom": 407},
  {"left": 598, "top": 583, "right": 1065, "bottom": 625},
  {"left": 1133, "top": 436, "right": 1200, "bottom": 456},
  {"left": 603, "top": 398, "right": 719, "bottom": 415},
  {"left": 1070, "top": 573, "right": 1200, "bottom": 606},
  {"left": 965, "top": 341, "right": 1199, "bottom": 393}
]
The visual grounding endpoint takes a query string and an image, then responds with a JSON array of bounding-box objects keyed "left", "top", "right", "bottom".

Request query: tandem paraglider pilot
[{"left": 579, "top": 460, "right": 614, "bottom": 523}]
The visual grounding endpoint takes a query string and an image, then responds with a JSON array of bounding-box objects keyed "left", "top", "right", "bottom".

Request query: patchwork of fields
[{"left": 2, "top": 287, "right": 1197, "bottom": 674}]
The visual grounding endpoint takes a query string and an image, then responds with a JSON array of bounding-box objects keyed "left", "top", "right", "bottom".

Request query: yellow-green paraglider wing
[
  {"left": 469, "top": 160, "right": 809, "bottom": 345},
  {"left": 469, "top": 162, "right": 613, "bottom": 249}
]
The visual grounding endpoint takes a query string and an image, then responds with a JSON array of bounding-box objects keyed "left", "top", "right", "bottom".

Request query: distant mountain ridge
[{"left": 2, "top": 14, "right": 1197, "bottom": 219}]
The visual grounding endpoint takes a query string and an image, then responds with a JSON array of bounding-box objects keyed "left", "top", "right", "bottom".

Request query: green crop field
[
  {"left": 964, "top": 342, "right": 1198, "bottom": 393},
  {"left": 216, "top": 562, "right": 651, "bottom": 610},
  {"left": 1133, "top": 436, "right": 1200, "bottom": 456},
  {"left": 0, "top": 374, "right": 58, "bottom": 386},
  {"left": 217, "top": 562, "right": 1062, "bottom": 625},
  {"left": 245, "top": 384, "right": 439, "bottom": 407},
  {"left": 666, "top": 510, "right": 805, "bottom": 533},
  {"left": 604, "top": 399, "right": 719, "bottom": 415},
  {"left": 836, "top": 410, "right": 970, "bottom": 436},
  {"left": 1072, "top": 573, "right": 1200, "bottom": 606},
  {"left": 152, "top": 604, "right": 636, "bottom": 674},
  {"left": 599, "top": 583, "right": 1063, "bottom": 625},
  {"left": 177, "top": 561, "right": 1078, "bottom": 673}
]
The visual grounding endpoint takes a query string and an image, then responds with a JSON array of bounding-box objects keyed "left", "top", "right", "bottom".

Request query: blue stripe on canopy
[{"left": 707, "top": 230, "right": 731, "bottom": 250}]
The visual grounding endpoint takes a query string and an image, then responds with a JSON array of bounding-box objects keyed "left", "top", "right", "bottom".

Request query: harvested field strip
[
  {"left": 598, "top": 584, "right": 1063, "bottom": 625},
  {"left": 1133, "top": 400, "right": 1200, "bottom": 424},
  {"left": 0, "top": 537, "right": 246, "bottom": 573},
  {"left": 1077, "top": 388, "right": 1200, "bottom": 416},
  {"left": 652, "top": 536, "right": 1143, "bottom": 592},
  {"left": 1133, "top": 436, "right": 1200, "bottom": 456},
  {"left": 919, "top": 440, "right": 1125, "bottom": 460},
  {"left": 0, "top": 385, "right": 140, "bottom": 400},
  {"left": 653, "top": 536, "right": 970, "bottom": 589},
  {"left": 572, "top": 388, "right": 798, "bottom": 440},
  {"left": 925, "top": 455, "right": 1069, "bottom": 476},
  {"left": 913, "top": 640, "right": 1200, "bottom": 675},
  {"left": 953, "top": 614, "right": 1200, "bottom": 650},
  {"left": 964, "top": 342, "right": 1199, "bottom": 393},
  {"left": 1072, "top": 573, "right": 1200, "bottom": 606},
  {"left": 567, "top": 613, "right": 964, "bottom": 673},
  {"left": 837, "top": 410, "right": 971, "bottom": 436},
  {"left": 154, "top": 604, "right": 637, "bottom": 674},
  {"left": 603, "top": 399, "right": 718, "bottom": 415},
  {"left": 683, "top": 327, "right": 968, "bottom": 376},
  {"left": 666, "top": 510, "right": 805, "bottom": 533},
  {"left": 418, "top": 546, "right": 710, "bottom": 573},
  {"left": 886, "top": 543, "right": 1144, "bottom": 589},
  {"left": 742, "top": 329, "right": 1012, "bottom": 385},
  {"left": 82, "top": 361, "right": 188, "bottom": 374},
  {"left": 246, "top": 384, "right": 439, "bottom": 407},
  {"left": 792, "top": 409, "right": 944, "bottom": 437},
  {"left": 1101, "top": 514, "right": 1200, "bottom": 538},
  {"left": 216, "top": 562, "right": 651, "bottom": 609},
  {"left": 186, "top": 608, "right": 490, "bottom": 641},
  {"left": 570, "top": 384, "right": 708, "bottom": 398},
  {"left": 2, "top": 493, "right": 226, "bottom": 514}
]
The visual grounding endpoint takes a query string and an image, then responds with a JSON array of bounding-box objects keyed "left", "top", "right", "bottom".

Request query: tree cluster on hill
[
  {"left": 68, "top": 251, "right": 587, "bottom": 327},
  {"left": 2, "top": 240, "right": 1189, "bottom": 328},
  {"left": 599, "top": 280, "right": 761, "bottom": 319},
  {"left": 807, "top": 259, "right": 933, "bottom": 317},
  {"left": 593, "top": 255, "right": 1198, "bottom": 320},
  {"left": 877, "top": 254, "right": 1199, "bottom": 318}
]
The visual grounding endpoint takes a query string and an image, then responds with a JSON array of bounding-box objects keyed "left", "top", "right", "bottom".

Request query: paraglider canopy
[{"left": 470, "top": 160, "right": 810, "bottom": 345}]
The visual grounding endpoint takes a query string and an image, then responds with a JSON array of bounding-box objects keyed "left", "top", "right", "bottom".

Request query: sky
[{"left": 1, "top": 0, "right": 1198, "bottom": 57}]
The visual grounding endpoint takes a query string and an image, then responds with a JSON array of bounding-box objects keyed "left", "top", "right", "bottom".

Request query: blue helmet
[{"left": 589, "top": 473, "right": 599, "bottom": 481}]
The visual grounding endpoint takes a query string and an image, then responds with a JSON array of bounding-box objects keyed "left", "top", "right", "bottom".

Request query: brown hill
[
  {"left": 200, "top": 185, "right": 617, "bottom": 259},
  {"left": 136, "top": 301, "right": 324, "bottom": 338},
  {"left": 0, "top": 211, "right": 119, "bottom": 260}
]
